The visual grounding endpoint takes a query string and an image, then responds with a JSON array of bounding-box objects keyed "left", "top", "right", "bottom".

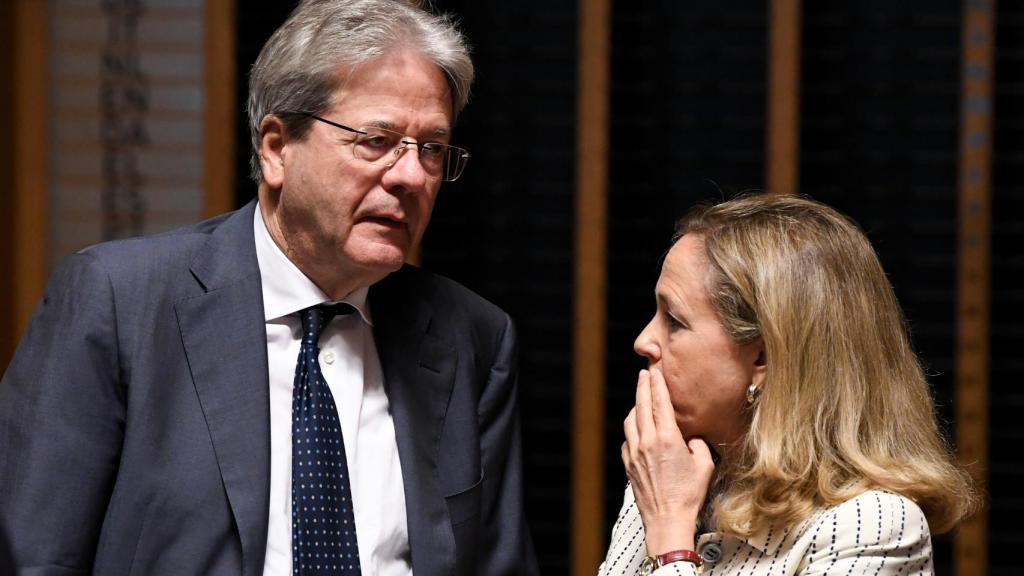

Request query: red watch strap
[{"left": 658, "top": 549, "right": 703, "bottom": 567}]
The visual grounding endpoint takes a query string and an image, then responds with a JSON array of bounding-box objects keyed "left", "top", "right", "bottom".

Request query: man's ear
[{"left": 258, "top": 115, "right": 287, "bottom": 189}]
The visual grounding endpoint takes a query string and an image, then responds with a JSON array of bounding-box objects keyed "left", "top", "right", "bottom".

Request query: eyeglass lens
[{"left": 352, "top": 127, "right": 469, "bottom": 182}]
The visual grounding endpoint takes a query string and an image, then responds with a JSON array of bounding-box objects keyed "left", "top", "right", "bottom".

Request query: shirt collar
[{"left": 253, "top": 203, "right": 373, "bottom": 326}]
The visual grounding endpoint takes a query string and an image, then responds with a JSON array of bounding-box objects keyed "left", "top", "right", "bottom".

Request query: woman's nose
[{"left": 633, "top": 319, "right": 659, "bottom": 361}]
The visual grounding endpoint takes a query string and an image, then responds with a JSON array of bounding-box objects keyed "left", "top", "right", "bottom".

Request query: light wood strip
[
  {"left": 203, "top": 0, "right": 237, "bottom": 218},
  {"left": 954, "top": 1, "right": 996, "bottom": 574},
  {"left": 572, "top": 0, "right": 610, "bottom": 574},
  {"left": 14, "top": 0, "right": 50, "bottom": 337},
  {"left": 0, "top": 0, "right": 13, "bottom": 363},
  {"left": 766, "top": 0, "right": 802, "bottom": 195}
]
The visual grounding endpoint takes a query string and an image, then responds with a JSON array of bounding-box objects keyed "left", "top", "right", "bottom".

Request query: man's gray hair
[{"left": 247, "top": 0, "right": 474, "bottom": 183}]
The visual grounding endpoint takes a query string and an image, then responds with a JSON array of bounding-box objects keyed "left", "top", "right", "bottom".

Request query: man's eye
[
  {"left": 419, "top": 142, "right": 447, "bottom": 159},
  {"left": 359, "top": 134, "right": 393, "bottom": 149}
]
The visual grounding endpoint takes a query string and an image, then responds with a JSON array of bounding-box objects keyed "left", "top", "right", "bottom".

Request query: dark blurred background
[{"left": 3, "top": 0, "right": 1020, "bottom": 574}]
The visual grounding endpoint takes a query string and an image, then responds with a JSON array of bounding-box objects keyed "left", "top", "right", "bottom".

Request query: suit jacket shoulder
[
  {"left": 0, "top": 202, "right": 271, "bottom": 575},
  {"left": 76, "top": 203, "right": 258, "bottom": 295}
]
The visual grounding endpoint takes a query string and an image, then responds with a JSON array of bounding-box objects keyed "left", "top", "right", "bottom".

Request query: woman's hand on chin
[{"left": 622, "top": 367, "right": 715, "bottom": 556}]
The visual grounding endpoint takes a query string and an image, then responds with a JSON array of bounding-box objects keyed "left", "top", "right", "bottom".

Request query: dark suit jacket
[{"left": 0, "top": 202, "right": 538, "bottom": 575}]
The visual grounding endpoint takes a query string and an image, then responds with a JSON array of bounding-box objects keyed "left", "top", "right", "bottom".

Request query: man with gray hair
[{"left": 0, "top": 1, "right": 538, "bottom": 574}]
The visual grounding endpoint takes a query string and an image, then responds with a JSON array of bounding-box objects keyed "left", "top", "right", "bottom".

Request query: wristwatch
[{"left": 639, "top": 549, "right": 703, "bottom": 575}]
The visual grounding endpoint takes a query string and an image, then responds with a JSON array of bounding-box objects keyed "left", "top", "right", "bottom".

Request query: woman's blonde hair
[{"left": 675, "top": 193, "right": 977, "bottom": 535}]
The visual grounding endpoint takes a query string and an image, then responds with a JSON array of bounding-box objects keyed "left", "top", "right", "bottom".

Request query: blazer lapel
[
  {"left": 371, "top": 268, "right": 458, "bottom": 575},
  {"left": 175, "top": 201, "right": 271, "bottom": 575}
]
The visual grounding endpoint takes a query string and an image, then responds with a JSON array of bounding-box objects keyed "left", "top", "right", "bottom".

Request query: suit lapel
[
  {"left": 175, "top": 201, "right": 271, "bottom": 575},
  {"left": 372, "top": 268, "right": 458, "bottom": 575}
]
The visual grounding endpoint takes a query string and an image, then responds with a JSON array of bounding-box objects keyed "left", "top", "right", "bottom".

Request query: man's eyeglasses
[{"left": 290, "top": 112, "right": 470, "bottom": 182}]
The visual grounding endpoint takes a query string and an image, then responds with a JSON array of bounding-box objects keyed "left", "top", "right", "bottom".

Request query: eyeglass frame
[{"left": 280, "top": 111, "right": 471, "bottom": 182}]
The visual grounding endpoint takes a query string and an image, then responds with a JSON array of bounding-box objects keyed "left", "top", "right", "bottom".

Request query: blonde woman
[{"left": 599, "top": 194, "right": 976, "bottom": 575}]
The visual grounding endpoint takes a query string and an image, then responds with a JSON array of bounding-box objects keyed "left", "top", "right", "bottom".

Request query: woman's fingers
[
  {"left": 634, "top": 369, "right": 656, "bottom": 441},
  {"left": 648, "top": 367, "right": 678, "bottom": 439}
]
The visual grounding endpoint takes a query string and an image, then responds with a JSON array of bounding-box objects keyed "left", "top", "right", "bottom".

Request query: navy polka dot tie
[{"left": 292, "top": 304, "right": 360, "bottom": 575}]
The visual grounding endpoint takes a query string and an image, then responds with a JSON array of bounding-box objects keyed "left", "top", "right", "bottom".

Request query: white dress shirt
[
  {"left": 599, "top": 483, "right": 934, "bottom": 575},
  {"left": 255, "top": 206, "right": 412, "bottom": 576}
]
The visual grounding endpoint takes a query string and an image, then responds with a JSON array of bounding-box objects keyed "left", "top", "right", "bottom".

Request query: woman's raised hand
[{"left": 621, "top": 368, "right": 715, "bottom": 555}]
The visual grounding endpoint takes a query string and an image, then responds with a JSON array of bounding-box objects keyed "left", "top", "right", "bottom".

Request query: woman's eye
[{"left": 663, "top": 311, "right": 685, "bottom": 330}]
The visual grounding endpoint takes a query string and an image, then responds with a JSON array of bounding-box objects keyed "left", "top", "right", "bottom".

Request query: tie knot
[{"left": 299, "top": 303, "right": 356, "bottom": 346}]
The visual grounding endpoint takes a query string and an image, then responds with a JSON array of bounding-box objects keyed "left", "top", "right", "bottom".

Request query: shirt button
[
  {"left": 700, "top": 541, "right": 722, "bottom": 563},
  {"left": 323, "top": 351, "right": 335, "bottom": 364}
]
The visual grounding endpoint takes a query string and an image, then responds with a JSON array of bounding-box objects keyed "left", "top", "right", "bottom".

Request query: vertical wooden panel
[
  {"left": 0, "top": 0, "right": 14, "bottom": 366},
  {"left": 14, "top": 0, "right": 49, "bottom": 338},
  {"left": 955, "top": 1, "right": 995, "bottom": 574},
  {"left": 572, "top": 0, "right": 610, "bottom": 574},
  {"left": 204, "top": 0, "right": 237, "bottom": 218},
  {"left": 766, "top": 0, "right": 801, "bottom": 195}
]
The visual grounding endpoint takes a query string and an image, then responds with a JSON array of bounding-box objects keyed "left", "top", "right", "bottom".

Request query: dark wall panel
[
  {"left": 235, "top": 1, "right": 300, "bottom": 206},
  {"left": 989, "top": 3, "right": 1024, "bottom": 574}
]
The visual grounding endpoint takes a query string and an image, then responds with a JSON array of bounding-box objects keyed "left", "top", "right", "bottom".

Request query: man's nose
[{"left": 382, "top": 144, "right": 429, "bottom": 191}]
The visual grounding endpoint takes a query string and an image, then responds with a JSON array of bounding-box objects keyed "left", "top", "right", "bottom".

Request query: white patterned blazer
[{"left": 598, "top": 484, "right": 934, "bottom": 575}]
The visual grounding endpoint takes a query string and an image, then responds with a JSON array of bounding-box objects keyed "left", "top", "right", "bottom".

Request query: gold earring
[{"left": 746, "top": 383, "right": 761, "bottom": 405}]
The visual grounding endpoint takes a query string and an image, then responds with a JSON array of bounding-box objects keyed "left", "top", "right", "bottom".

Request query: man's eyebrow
[
  {"left": 363, "top": 119, "right": 451, "bottom": 137},
  {"left": 363, "top": 119, "right": 395, "bottom": 130}
]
